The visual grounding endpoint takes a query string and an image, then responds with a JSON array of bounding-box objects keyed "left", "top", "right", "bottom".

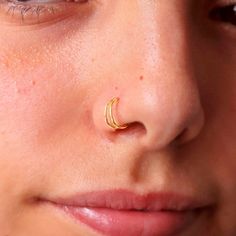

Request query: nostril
[{"left": 118, "top": 121, "right": 146, "bottom": 137}]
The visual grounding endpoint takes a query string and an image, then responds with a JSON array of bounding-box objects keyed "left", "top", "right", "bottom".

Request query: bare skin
[{"left": 0, "top": 0, "right": 235, "bottom": 235}]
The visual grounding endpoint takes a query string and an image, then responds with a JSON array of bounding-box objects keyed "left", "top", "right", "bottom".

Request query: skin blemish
[
  {"left": 15, "top": 79, "right": 37, "bottom": 96},
  {"left": 139, "top": 75, "right": 144, "bottom": 81}
]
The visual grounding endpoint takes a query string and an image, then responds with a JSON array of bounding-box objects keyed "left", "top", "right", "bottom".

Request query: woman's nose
[
  {"left": 95, "top": 61, "right": 204, "bottom": 152},
  {"left": 94, "top": 4, "right": 205, "bottom": 151},
  {"left": 117, "top": 73, "right": 204, "bottom": 151}
]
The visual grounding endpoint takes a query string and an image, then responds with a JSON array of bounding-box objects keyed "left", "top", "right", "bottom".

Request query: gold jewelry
[{"left": 105, "top": 97, "right": 128, "bottom": 130}]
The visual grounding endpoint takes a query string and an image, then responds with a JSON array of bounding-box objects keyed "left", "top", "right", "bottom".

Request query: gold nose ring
[{"left": 105, "top": 97, "right": 128, "bottom": 130}]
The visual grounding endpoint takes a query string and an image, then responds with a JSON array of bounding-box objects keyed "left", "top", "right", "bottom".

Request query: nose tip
[
  {"left": 140, "top": 106, "right": 205, "bottom": 150},
  {"left": 94, "top": 77, "right": 205, "bottom": 152},
  {"left": 116, "top": 84, "right": 205, "bottom": 151}
]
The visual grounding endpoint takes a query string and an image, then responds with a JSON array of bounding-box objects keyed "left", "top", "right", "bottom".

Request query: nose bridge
[
  {"left": 129, "top": 1, "right": 190, "bottom": 70},
  {"left": 122, "top": 1, "right": 195, "bottom": 92},
  {"left": 115, "top": 3, "right": 204, "bottom": 149},
  {"left": 125, "top": 2, "right": 199, "bottom": 108},
  {"left": 109, "top": 1, "right": 191, "bottom": 77}
]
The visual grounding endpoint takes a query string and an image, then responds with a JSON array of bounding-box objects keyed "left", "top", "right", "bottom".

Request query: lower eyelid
[
  {"left": 1, "top": 3, "right": 62, "bottom": 24},
  {"left": 0, "top": 0, "right": 92, "bottom": 26}
]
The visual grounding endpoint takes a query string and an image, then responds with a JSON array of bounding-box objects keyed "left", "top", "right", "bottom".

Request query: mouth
[{"left": 42, "top": 190, "right": 212, "bottom": 236}]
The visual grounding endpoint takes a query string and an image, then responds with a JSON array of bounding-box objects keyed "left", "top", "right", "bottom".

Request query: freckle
[
  {"left": 139, "top": 76, "right": 144, "bottom": 81},
  {"left": 115, "top": 86, "right": 118, "bottom": 90},
  {"left": 32, "top": 80, "right": 36, "bottom": 86}
]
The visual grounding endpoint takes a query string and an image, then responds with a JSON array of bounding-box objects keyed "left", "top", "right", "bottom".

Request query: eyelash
[
  {"left": 7, "top": 1, "right": 54, "bottom": 20},
  {"left": 0, "top": 0, "right": 89, "bottom": 24}
]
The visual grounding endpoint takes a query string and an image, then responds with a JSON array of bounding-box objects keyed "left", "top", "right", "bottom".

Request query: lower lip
[{"left": 58, "top": 205, "right": 198, "bottom": 236}]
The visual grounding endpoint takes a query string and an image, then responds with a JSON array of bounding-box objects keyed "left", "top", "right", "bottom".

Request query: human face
[{"left": 0, "top": 0, "right": 235, "bottom": 235}]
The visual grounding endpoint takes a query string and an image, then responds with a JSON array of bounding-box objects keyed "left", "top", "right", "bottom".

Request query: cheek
[
  {"left": 0, "top": 47, "right": 85, "bottom": 151},
  {"left": 0, "top": 43, "right": 98, "bottom": 202},
  {"left": 204, "top": 72, "right": 236, "bottom": 206}
]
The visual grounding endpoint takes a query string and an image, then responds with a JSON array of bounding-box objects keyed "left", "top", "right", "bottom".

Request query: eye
[
  {"left": 0, "top": 0, "right": 90, "bottom": 25},
  {"left": 209, "top": 4, "right": 236, "bottom": 26}
]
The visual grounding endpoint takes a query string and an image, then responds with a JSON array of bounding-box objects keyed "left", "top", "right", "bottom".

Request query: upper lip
[{"left": 47, "top": 189, "right": 212, "bottom": 212}]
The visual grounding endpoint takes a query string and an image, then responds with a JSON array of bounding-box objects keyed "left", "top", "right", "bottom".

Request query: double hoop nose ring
[{"left": 105, "top": 97, "right": 128, "bottom": 130}]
